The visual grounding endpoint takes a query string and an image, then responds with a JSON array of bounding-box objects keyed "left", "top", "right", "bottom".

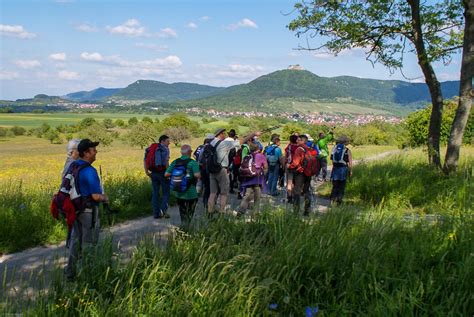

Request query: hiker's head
[
  {"left": 289, "top": 134, "right": 298, "bottom": 144},
  {"left": 180, "top": 144, "right": 192, "bottom": 156},
  {"left": 301, "top": 134, "right": 309, "bottom": 143},
  {"left": 319, "top": 132, "right": 325, "bottom": 139},
  {"left": 78, "top": 139, "right": 99, "bottom": 162},
  {"left": 296, "top": 136, "right": 305, "bottom": 146},
  {"left": 272, "top": 136, "right": 280, "bottom": 145},
  {"left": 204, "top": 133, "right": 214, "bottom": 144},
  {"left": 215, "top": 128, "right": 226, "bottom": 140},
  {"left": 336, "top": 135, "right": 350, "bottom": 145},
  {"left": 67, "top": 139, "right": 81, "bottom": 159},
  {"left": 159, "top": 135, "right": 170, "bottom": 147},
  {"left": 228, "top": 129, "right": 236, "bottom": 138},
  {"left": 249, "top": 142, "right": 259, "bottom": 153}
]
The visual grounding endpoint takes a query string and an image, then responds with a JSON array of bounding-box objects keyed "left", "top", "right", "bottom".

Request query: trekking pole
[{"left": 99, "top": 166, "right": 119, "bottom": 226}]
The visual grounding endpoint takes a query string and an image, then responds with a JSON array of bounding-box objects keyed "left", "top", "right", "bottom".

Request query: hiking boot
[
  {"left": 153, "top": 213, "right": 163, "bottom": 219},
  {"left": 163, "top": 212, "right": 170, "bottom": 219}
]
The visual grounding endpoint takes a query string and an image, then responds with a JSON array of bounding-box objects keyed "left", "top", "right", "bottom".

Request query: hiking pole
[{"left": 99, "top": 166, "right": 119, "bottom": 226}]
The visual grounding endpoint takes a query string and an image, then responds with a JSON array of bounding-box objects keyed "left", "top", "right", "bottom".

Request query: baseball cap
[{"left": 78, "top": 138, "right": 99, "bottom": 155}]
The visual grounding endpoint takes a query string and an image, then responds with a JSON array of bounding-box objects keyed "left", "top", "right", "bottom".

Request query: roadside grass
[
  {"left": 319, "top": 147, "right": 474, "bottom": 215},
  {"left": 21, "top": 207, "right": 474, "bottom": 316}
]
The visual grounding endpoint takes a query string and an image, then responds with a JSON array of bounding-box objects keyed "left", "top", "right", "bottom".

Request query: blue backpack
[
  {"left": 265, "top": 145, "right": 279, "bottom": 166},
  {"left": 331, "top": 143, "right": 347, "bottom": 165},
  {"left": 170, "top": 158, "right": 192, "bottom": 192}
]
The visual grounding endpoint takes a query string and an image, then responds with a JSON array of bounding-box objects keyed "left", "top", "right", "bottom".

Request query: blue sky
[{"left": 0, "top": 0, "right": 462, "bottom": 100}]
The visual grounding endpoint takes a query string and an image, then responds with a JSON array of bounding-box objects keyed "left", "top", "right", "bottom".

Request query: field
[
  {"left": 2, "top": 147, "right": 472, "bottom": 315},
  {"left": 0, "top": 112, "right": 229, "bottom": 129}
]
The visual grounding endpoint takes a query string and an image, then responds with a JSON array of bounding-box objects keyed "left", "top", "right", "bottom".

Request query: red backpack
[
  {"left": 301, "top": 147, "right": 319, "bottom": 177},
  {"left": 145, "top": 143, "right": 167, "bottom": 172},
  {"left": 233, "top": 148, "right": 242, "bottom": 166}
]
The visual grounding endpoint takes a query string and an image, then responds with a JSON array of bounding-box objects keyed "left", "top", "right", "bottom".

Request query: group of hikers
[
  {"left": 53, "top": 127, "right": 352, "bottom": 279},
  {"left": 143, "top": 127, "right": 353, "bottom": 224}
]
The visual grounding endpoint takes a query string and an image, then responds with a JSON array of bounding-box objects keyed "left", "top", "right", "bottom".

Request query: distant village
[{"left": 184, "top": 107, "right": 401, "bottom": 126}]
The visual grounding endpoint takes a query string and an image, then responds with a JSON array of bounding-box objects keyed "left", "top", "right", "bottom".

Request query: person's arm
[
  {"left": 86, "top": 168, "right": 109, "bottom": 203},
  {"left": 192, "top": 161, "right": 201, "bottom": 180},
  {"left": 144, "top": 148, "right": 152, "bottom": 177},
  {"left": 164, "top": 160, "right": 175, "bottom": 178}
]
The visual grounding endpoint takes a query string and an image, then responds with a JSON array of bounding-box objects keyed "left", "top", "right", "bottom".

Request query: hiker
[
  {"left": 284, "top": 134, "right": 299, "bottom": 203},
  {"left": 62, "top": 139, "right": 81, "bottom": 178},
  {"left": 144, "top": 135, "right": 171, "bottom": 219},
  {"left": 206, "top": 128, "right": 238, "bottom": 215},
  {"left": 316, "top": 130, "right": 334, "bottom": 182},
  {"left": 195, "top": 134, "right": 214, "bottom": 210},
  {"left": 301, "top": 134, "right": 319, "bottom": 157},
  {"left": 165, "top": 144, "right": 201, "bottom": 231},
  {"left": 330, "top": 135, "right": 353, "bottom": 205},
  {"left": 238, "top": 142, "right": 268, "bottom": 215},
  {"left": 65, "top": 139, "right": 108, "bottom": 279},
  {"left": 265, "top": 136, "right": 284, "bottom": 196},
  {"left": 227, "top": 129, "right": 240, "bottom": 194},
  {"left": 288, "top": 135, "right": 319, "bottom": 215}
]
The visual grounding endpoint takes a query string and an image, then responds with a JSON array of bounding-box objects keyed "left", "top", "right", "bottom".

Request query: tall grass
[
  {"left": 23, "top": 207, "right": 474, "bottom": 315},
  {"left": 346, "top": 148, "right": 474, "bottom": 214}
]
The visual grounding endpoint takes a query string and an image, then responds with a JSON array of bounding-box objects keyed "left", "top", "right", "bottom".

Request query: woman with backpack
[
  {"left": 237, "top": 142, "right": 268, "bottom": 215},
  {"left": 165, "top": 144, "right": 201, "bottom": 231},
  {"left": 330, "top": 135, "right": 353, "bottom": 205}
]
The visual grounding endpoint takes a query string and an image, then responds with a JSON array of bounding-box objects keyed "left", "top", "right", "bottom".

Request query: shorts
[{"left": 210, "top": 168, "right": 229, "bottom": 194}]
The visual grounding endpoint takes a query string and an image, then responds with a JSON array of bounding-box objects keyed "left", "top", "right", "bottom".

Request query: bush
[
  {"left": 10, "top": 126, "right": 26, "bottom": 136},
  {"left": 79, "top": 124, "right": 113, "bottom": 146},
  {"left": 0, "top": 127, "right": 9, "bottom": 137}
]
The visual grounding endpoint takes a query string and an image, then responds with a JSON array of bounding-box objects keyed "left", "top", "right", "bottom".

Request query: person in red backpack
[
  {"left": 144, "top": 135, "right": 171, "bottom": 219},
  {"left": 287, "top": 136, "right": 314, "bottom": 216},
  {"left": 284, "top": 134, "right": 299, "bottom": 204}
]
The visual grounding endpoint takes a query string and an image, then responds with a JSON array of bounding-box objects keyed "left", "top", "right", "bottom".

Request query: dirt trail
[{"left": 0, "top": 150, "right": 400, "bottom": 302}]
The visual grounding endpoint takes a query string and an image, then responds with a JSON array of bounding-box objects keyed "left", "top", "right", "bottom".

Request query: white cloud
[
  {"left": 135, "top": 43, "right": 169, "bottom": 52},
  {"left": 0, "top": 71, "right": 20, "bottom": 80},
  {"left": 14, "top": 60, "right": 42, "bottom": 69},
  {"left": 312, "top": 52, "right": 335, "bottom": 59},
  {"left": 75, "top": 23, "right": 98, "bottom": 33},
  {"left": 58, "top": 70, "right": 80, "bottom": 80},
  {"left": 49, "top": 52, "right": 67, "bottom": 61},
  {"left": 227, "top": 18, "right": 258, "bottom": 31},
  {"left": 197, "top": 63, "right": 265, "bottom": 79},
  {"left": 0, "top": 24, "right": 36, "bottom": 39},
  {"left": 107, "top": 19, "right": 146, "bottom": 37},
  {"left": 157, "top": 27, "right": 177, "bottom": 38},
  {"left": 186, "top": 22, "right": 198, "bottom": 29},
  {"left": 199, "top": 16, "right": 210, "bottom": 21},
  {"left": 80, "top": 52, "right": 104, "bottom": 61}
]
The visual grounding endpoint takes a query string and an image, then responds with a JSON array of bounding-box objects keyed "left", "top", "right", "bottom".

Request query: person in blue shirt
[
  {"left": 65, "top": 139, "right": 109, "bottom": 280},
  {"left": 265, "top": 136, "right": 284, "bottom": 196}
]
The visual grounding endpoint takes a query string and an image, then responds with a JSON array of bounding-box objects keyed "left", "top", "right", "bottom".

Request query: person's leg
[
  {"left": 267, "top": 165, "right": 277, "bottom": 195},
  {"left": 286, "top": 170, "right": 294, "bottom": 203},
  {"left": 159, "top": 172, "right": 170, "bottom": 217},
  {"left": 151, "top": 173, "right": 161, "bottom": 218},
  {"left": 330, "top": 180, "right": 341, "bottom": 204},
  {"left": 218, "top": 169, "right": 229, "bottom": 213},
  {"left": 208, "top": 173, "right": 218, "bottom": 214},
  {"left": 254, "top": 186, "right": 261, "bottom": 212},
  {"left": 239, "top": 186, "right": 253, "bottom": 213},
  {"left": 65, "top": 219, "right": 82, "bottom": 278},
  {"left": 321, "top": 157, "right": 328, "bottom": 180},
  {"left": 293, "top": 173, "right": 304, "bottom": 214},
  {"left": 303, "top": 176, "right": 312, "bottom": 215},
  {"left": 337, "top": 180, "right": 347, "bottom": 204},
  {"left": 202, "top": 171, "right": 210, "bottom": 209}
]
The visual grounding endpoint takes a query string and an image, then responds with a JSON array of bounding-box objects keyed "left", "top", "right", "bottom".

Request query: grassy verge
[{"left": 18, "top": 207, "right": 474, "bottom": 316}]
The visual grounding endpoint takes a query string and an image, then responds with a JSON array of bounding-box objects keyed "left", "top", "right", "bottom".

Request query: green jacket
[{"left": 317, "top": 133, "right": 334, "bottom": 158}]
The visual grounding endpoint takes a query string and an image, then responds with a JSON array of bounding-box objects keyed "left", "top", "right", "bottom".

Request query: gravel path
[{"left": 0, "top": 150, "right": 401, "bottom": 303}]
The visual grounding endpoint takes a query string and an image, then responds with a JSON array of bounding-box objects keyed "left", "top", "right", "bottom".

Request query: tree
[
  {"left": 128, "top": 117, "right": 139, "bottom": 126},
  {"left": 125, "top": 122, "right": 157, "bottom": 149},
  {"left": 444, "top": 0, "right": 473, "bottom": 173},
  {"left": 163, "top": 127, "right": 191, "bottom": 146},
  {"left": 44, "top": 129, "right": 61, "bottom": 144},
  {"left": 115, "top": 119, "right": 126, "bottom": 128},
  {"left": 79, "top": 117, "right": 97, "bottom": 130},
  {"left": 162, "top": 113, "right": 200, "bottom": 136},
  {"left": 103, "top": 118, "right": 115, "bottom": 129},
  {"left": 142, "top": 116, "right": 154, "bottom": 124},
  {"left": 10, "top": 126, "right": 26, "bottom": 136},
  {"left": 288, "top": 0, "right": 464, "bottom": 167},
  {"left": 79, "top": 124, "right": 113, "bottom": 146}
]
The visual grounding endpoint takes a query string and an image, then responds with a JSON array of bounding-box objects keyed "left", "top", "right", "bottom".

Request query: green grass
[{"left": 17, "top": 207, "right": 474, "bottom": 316}]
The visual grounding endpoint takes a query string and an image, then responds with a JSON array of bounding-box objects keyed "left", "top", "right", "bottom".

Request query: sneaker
[
  {"left": 153, "top": 214, "right": 162, "bottom": 219},
  {"left": 163, "top": 212, "right": 170, "bottom": 219}
]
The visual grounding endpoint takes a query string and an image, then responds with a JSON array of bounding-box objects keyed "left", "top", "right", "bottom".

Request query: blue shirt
[{"left": 76, "top": 159, "right": 102, "bottom": 197}]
